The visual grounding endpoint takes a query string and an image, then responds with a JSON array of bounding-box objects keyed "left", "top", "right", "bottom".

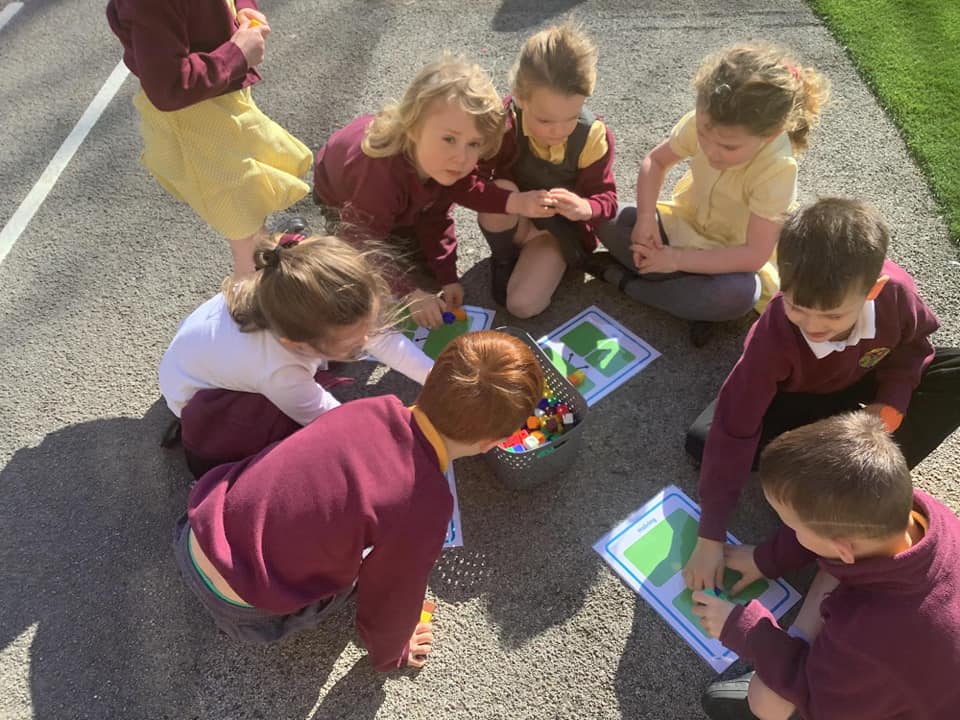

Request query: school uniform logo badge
[{"left": 859, "top": 347, "right": 891, "bottom": 368}]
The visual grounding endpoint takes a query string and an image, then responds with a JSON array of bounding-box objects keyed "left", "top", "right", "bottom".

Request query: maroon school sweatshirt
[
  {"left": 187, "top": 395, "right": 453, "bottom": 671},
  {"left": 312, "top": 114, "right": 512, "bottom": 287},
  {"left": 698, "top": 260, "right": 938, "bottom": 540},
  {"left": 721, "top": 490, "right": 960, "bottom": 720},
  {"left": 106, "top": 0, "right": 261, "bottom": 111}
]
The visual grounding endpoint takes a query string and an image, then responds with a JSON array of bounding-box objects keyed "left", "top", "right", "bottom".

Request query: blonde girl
[
  {"left": 106, "top": 0, "right": 312, "bottom": 277},
  {"left": 453, "top": 24, "right": 618, "bottom": 318},
  {"left": 596, "top": 42, "right": 830, "bottom": 346},
  {"left": 159, "top": 234, "right": 433, "bottom": 476},
  {"left": 314, "top": 56, "right": 545, "bottom": 328}
]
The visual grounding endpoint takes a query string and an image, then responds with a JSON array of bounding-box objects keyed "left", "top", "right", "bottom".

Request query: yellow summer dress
[{"left": 133, "top": 1, "right": 311, "bottom": 240}]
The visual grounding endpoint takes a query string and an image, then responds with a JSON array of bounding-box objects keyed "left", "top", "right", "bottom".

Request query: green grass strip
[{"left": 809, "top": 0, "right": 960, "bottom": 244}]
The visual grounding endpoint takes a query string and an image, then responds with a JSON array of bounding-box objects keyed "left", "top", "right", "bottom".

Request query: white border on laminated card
[
  {"left": 443, "top": 467, "right": 463, "bottom": 549},
  {"left": 538, "top": 305, "right": 660, "bottom": 406},
  {"left": 593, "top": 485, "right": 801, "bottom": 672}
]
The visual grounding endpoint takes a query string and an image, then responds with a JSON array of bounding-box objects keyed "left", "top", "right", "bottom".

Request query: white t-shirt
[{"left": 158, "top": 293, "right": 433, "bottom": 426}]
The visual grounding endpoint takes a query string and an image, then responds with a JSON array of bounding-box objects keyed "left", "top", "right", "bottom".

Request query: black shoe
[
  {"left": 281, "top": 216, "right": 308, "bottom": 235},
  {"left": 490, "top": 256, "right": 517, "bottom": 307},
  {"left": 701, "top": 672, "right": 758, "bottom": 720},
  {"left": 690, "top": 320, "right": 717, "bottom": 348},
  {"left": 581, "top": 251, "right": 622, "bottom": 280}
]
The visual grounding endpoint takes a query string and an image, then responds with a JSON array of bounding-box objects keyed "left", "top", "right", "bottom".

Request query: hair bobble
[
  {"left": 278, "top": 233, "right": 304, "bottom": 248},
  {"left": 256, "top": 233, "right": 304, "bottom": 270},
  {"left": 785, "top": 63, "right": 800, "bottom": 80}
]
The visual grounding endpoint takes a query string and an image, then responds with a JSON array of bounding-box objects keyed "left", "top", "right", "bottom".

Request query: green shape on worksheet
[{"left": 623, "top": 509, "right": 699, "bottom": 587}]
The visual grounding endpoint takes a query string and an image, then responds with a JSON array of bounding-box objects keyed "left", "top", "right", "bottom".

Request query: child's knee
[
  {"left": 747, "top": 675, "right": 795, "bottom": 720},
  {"left": 506, "top": 289, "right": 551, "bottom": 319}
]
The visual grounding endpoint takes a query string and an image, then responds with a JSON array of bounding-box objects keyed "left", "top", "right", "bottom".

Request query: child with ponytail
[
  {"left": 159, "top": 234, "right": 433, "bottom": 476},
  {"left": 595, "top": 43, "right": 829, "bottom": 345}
]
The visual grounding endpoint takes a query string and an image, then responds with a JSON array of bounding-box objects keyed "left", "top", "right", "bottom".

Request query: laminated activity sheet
[
  {"left": 400, "top": 305, "right": 496, "bottom": 360},
  {"left": 594, "top": 485, "right": 801, "bottom": 672},
  {"left": 538, "top": 305, "right": 660, "bottom": 406},
  {"left": 443, "top": 467, "right": 463, "bottom": 549}
]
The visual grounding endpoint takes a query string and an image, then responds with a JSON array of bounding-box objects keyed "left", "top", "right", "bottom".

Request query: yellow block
[{"left": 420, "top": 600, "right": 436, "bottom": 623}]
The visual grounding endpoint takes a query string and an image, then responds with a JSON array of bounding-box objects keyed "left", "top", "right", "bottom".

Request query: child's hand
[
  {"left": 636, "top": 245, "right": 680, "bottom": 274},
  {"left": 408, "top": 289, "right": 444, "bottom": 329},
  {"left": 406, "top": 621, "right": 434, "bottom": 668},
  {"left": 691, "top": 590, "right": 736, "bottom": 639},
  {"left": 683, "top": 537, "right": 725, "bottom": 591},
  {"left": 723, "top": 544, "right": 764, "bottom": 596},
  {"left": 505, "top": 190, "right": 557, "bottom": 219},
  {"left": 549, "top": 188, "right": 592, "bottom": 222},
  {"left": 231, "top": 18, "right": 270, "bottom": 68},
  {"left": 236, "top": 8, "right": 268, "bottom": 26},
  {"left": 439, "top": 282, "right": 465, "bottom": 310},
  {"left": 630, "top": 212, "right": 662, "bottom": 256}
]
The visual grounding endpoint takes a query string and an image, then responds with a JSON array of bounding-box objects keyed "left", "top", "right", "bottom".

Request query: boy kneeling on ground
[
  {"left": 695, "top": 411, "right": 960, "bottom": 720},
  {"left": 173, "top": 330, "right": 543, "bottom": 671}
]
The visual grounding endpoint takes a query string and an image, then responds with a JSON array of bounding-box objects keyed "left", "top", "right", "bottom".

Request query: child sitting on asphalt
[
  {"left": 594, "top": 42, "right": 829, "bottom": 346},
  {"left": 694, "top": 412, "right": 960, "bottom": 720},
  {"left": 683, "top": 197, "right": 960, "bottom": 593},
  {"left": 173, "top": 330, "right": 543, "bottom": 671},
  {"left": 453, "top": 23, "right": 618, "bottom": 318}
]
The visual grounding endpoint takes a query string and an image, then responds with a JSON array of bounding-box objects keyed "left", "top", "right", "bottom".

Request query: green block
[
  {"left": 623, "top": 509, "right": 699, "bottom": 587},
  {"left": 672, "top": 573, "right": 770, "bottom": 638}
]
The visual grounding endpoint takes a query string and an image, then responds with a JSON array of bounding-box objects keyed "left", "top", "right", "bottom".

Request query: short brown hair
[
  {"left": 511, "top": 23, "right": 598, "bottom": 100},
  {"left": 778, "top": 197, "right": 889, "bottom": 309},
  {"left": 223, "top": 234, "right": 394, "bottom": 350},
  {"left": 363, "top": 54, "right": 505, "bottom": 162},
  {"left": 417, "top": 331, "right": 544, "bottom": 443},
  {"left": 759, "top": 412, "right": 913, "bottom": 539},
  {"left": 694, "top": 42, "right": 830, "bottom": 152}
]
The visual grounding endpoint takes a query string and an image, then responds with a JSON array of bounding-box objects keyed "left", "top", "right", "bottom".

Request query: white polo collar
[{"left": 803, "top": 300, "right": 877, "bottom": 359}]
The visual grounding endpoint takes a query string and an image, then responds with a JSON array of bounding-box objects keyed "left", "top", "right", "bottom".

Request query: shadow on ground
[
  {"left": 492, "top": 0, "right": 587, "bottom": 31},
  {"left": 0, "top": 401, "right": 384, "bottom": 719}
]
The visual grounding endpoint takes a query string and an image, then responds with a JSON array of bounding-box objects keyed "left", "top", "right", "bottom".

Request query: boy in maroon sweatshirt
[
  {"left": 173, "top": 330, "right": 543, "bottom": 671},
  {"left": 683, "top": 197, "right": 960, "bottom": 591},
  {"left": 694, "top": 412, "right": 960, "bottom": 720}
]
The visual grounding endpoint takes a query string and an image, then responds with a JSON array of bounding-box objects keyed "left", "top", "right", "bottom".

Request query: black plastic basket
[{"left": 484, "top": 326, "right": 589, "bottom": 490}]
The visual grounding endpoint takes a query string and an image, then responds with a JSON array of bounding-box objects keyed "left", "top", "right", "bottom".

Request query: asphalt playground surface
[{"left": 0, "top": 1, "right": 957, "bottom": 718}]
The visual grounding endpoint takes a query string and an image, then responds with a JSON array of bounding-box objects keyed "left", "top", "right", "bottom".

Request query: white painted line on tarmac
[
  {"left": 0, "top": 2, "right": 25, "bottom": 31},
  {"left": 0, "top": 59, "right": 130, "bottom": 266}
]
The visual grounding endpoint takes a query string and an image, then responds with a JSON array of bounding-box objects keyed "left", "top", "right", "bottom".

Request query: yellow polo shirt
[
  {"left": 657, "top": 110, "right": 798, "bottom": 311},
  {"left": 519, "top": 108, "right": 609, "bottom": 169}
]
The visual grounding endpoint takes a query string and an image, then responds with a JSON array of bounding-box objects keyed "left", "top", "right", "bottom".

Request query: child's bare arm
[
  {"left": 648, "top": 213, "right": 780, "bottom": 276},
  {"left": 631, "top": 141, "right": 682, "bottom": 258}
]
